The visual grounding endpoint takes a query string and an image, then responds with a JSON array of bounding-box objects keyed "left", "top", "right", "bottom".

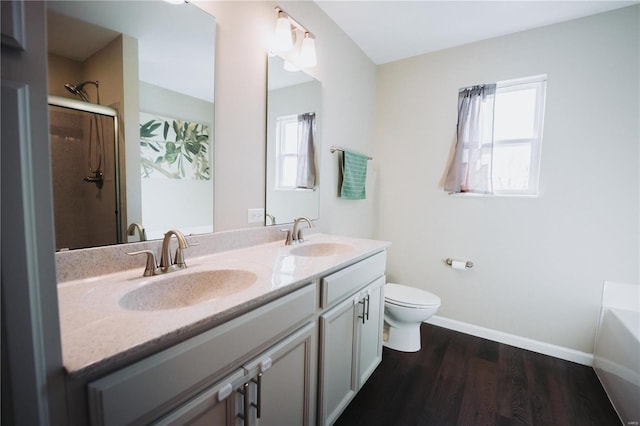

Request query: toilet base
[{"left": 383, "top": 321, "right": 422, "bottom": 352}]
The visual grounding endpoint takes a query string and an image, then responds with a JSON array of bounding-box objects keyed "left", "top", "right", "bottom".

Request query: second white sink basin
[
  {"left": 290, "top": 242, "right": 354, "bottom": 257},
  {"left": 119, "top": 269, "right": 258, "bottom": 311}
]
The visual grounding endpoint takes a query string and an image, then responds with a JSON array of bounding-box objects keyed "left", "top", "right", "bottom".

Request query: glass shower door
[{"left": 48, "top": 103, "right": 120, "bottom": 250}]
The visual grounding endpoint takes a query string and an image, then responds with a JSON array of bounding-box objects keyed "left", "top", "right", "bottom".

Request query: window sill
[
  {"left": 448, "top": 192, "right": 539, "bottom": 198},
  {"left": 275, "top": 187, "right": 316, "bottom": 192}
]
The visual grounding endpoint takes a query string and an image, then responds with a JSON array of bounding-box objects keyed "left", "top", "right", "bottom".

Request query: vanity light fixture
[
  {"left": 274, "top": 10, "right": 294, "bottom": 52},
  {"left": 299, "top": 32, "right": 317, "bottom": 68},
  {"left": 164, "top": 0, "right": 186, "bottom": 4},
  {"left": 273, "top": 6, "right": 317, "bottom": 69}
]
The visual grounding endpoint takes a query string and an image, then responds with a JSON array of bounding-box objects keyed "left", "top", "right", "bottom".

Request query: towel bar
[{"left": 330, "top": 145, "right": 372, "bottom": 160}]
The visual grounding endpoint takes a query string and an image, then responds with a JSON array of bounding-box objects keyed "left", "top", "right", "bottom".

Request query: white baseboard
[{"left": 426, "top": 315, "right": 594, "bottom": 366}]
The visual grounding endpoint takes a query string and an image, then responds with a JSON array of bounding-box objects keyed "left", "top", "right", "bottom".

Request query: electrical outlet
[{"left": 247, "top": 208, "right": 265, "bottom": 224}]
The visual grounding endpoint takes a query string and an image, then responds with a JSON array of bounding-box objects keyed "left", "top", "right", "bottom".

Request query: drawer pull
[
  {"left": 365, "top": 294, "right": 370, "bottom": 322},
  {"left": 251, "top": 373, "right": 263, "bottom": 418},
  {"left": 358, "top": 298, "right": 366, "bottom": 324},
  {"left": 236, "top": 382, "right": 251, "bottom": 423}
]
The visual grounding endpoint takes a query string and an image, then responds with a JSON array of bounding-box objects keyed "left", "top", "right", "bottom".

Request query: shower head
[
  {"left": 64, "top": 83, "right": 89, "bottom": 101},
  {"left": 64, "top": 80, "right": 99, "bottom": 102}
]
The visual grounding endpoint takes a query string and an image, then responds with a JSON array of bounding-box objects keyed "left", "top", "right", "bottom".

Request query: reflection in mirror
[
  {"left": 49, "top": 97, "right": 121, "bottom": 250},
  {"left": 266, "top": 55, "right": 322, "bottom": 226},
  {"left": 45, "top": 1, "right": 215, "bottom": 250}
]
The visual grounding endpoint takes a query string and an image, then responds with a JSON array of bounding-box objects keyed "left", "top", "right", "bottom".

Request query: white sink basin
[
  {"left": 119, "top": 269, "right": 258, "bottom": 311},
  {"left": 289, "top": 242, "right": 354, "bottom": 257}
]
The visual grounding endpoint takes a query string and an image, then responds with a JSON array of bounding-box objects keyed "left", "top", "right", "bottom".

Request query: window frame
[
  {"left": 490, "top": 75, "right": 547, "bottom": 196},
  {"left": 274, "top": 114, "right": 299, "bottom": 190}
]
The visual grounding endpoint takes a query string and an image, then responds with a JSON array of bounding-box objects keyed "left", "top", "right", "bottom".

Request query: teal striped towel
[{"left": 340, "top": 151, "right": 368, "bottom": 200}]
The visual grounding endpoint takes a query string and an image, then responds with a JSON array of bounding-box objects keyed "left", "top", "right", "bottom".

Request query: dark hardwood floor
[{"left": 335, "top": 324, "right": 620, "bottom": 426}]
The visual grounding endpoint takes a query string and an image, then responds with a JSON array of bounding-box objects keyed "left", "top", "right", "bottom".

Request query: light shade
[
  {"left": 299, "top": 32, "right": 317, "bottom": 68},
  {"left": 274, "top": 12, "right": 293, "bottom": 52}
]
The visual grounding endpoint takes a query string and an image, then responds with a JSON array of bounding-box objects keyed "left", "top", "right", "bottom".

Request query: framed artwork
[{"left": 139, "top": 111, "right": 211, "bottom": 180}]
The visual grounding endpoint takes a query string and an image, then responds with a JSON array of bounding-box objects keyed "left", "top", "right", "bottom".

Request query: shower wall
[
  {"left": 49, "top": 106, "right": 117, "bottom": 250},
  {"left": 48, "top": 32, "right": 138, "bottom": 248},
  {"left": 48, "top": 53, "right": 83, "bottom": 99}
]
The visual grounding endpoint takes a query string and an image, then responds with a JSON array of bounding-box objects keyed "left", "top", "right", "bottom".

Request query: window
[
  {"left": 445, "top": 75, "right": 546, "bottom": 196},
  {"left": 275, "top": 114, "right": 300, "bottom": 189},
  {"left": 492, "top": 76, "right": 546, "bottom": 195},
  {"left": 274, "top": 113, "right": 317, "bottom": 190}
]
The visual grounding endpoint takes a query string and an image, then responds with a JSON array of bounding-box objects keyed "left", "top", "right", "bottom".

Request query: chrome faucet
[
  {"left": 265, "top": 213, "right": 276, "bottom": 225},
  {"left": 160, "top": 229, "right": 189, "bottom": 271},
  {"left": 127, "top": 222, "right": 147, "bottom": 242},
  {"left": 127, "top": 229, "right": 190, "bottom": 276},
  {"left": 292, "top": 217, "right": 313, "bottom": 244}
]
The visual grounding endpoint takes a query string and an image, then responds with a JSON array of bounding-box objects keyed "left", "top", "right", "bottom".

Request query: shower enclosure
[{"left": 48, "top": 95, "right": 121, "bottom": 250}]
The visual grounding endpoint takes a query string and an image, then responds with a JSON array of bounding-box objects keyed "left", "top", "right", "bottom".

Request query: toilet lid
[{"left": 385, "top": 283, "right": 441, "bottom": 308}]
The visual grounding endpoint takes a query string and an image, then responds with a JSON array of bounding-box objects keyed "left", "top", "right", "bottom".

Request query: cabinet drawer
[
  {"left": 320, "top": 251, "right": 386, "bottom": 309},
  {"left": 88, "top": 283, "right": 316, "bottom": 426}
]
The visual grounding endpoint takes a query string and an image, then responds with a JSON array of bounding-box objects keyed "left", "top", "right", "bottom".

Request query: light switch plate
[{"left": 247, "top": 208, "right": 265, "bottom": 224}]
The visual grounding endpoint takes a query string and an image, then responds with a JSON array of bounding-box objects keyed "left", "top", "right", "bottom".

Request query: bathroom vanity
[
  {"left": 318, "top": 252, "right": 386, "bottom": 426},
  {"left": 57, "top": 233, "right": 389, "bottom": 425}
]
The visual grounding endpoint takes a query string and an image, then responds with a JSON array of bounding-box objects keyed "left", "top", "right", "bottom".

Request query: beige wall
[
  {"left": 195, "top": 1, "right": 378, "bottom": 236},
  {"left": 47, "top": 54, "right": 83, "bottom": 98},
  {"left": 375, "top": 6, "right": 639, "bottom": 354}
]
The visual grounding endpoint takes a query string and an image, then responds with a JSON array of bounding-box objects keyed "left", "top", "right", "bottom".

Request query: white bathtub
[{"left": 594, "top": 282, "right": 640, "bottom": 425}]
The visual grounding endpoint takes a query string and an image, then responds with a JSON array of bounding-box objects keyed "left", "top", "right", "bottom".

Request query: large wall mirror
[
  {"left": 46, "top": 1, "right": 215, "bottom": 250},
  {"left": 266, "top": 55, "right": 322, "bottom": 225}
]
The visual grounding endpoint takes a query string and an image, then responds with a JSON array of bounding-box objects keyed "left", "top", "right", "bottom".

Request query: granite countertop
[{"left": 57, "top": 233, "right": 389, "bottom": 378}]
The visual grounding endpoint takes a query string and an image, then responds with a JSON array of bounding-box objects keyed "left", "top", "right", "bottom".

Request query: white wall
[
  {"left": 138, "top": 81, "right": 215, "bottom": 239},
  {"left": 194, "top": 1, "right": 378, "bottom": 237},
  {"left": 375, "top": 6, "right": 639, "bottom": 354}
]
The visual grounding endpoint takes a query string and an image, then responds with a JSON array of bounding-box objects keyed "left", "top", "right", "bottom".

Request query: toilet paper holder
[{"left": 445, "top": 258, "right": 474, "bottom": 269}]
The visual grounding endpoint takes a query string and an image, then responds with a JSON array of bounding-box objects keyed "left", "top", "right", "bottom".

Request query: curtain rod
[{"left": 329, "top": 145, "right": 373, "bottom": 160}]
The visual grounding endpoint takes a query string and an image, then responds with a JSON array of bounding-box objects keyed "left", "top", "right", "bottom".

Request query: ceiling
[
  {"left": 314, "top": 1, "right": 638, "bottom": 64},
  {"left": 46, "top": 1, "right": 215, "bottom": 102}
]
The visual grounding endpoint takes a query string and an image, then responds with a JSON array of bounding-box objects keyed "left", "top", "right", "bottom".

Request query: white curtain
[
  {"left": 296, "top": 112, "right": 316, "bottom": 189},
  {"left": 444, "top": 84, "right": 496, "bottom": 194}
]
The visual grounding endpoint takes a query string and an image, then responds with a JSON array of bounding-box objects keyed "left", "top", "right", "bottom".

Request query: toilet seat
[{"left": 385, "top": 283, "right": 441, "bottom": 308}]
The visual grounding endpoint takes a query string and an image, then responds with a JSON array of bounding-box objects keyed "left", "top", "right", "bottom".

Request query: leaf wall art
[{"left": 139, "top": 112, "right": 211, "bottom": 180}]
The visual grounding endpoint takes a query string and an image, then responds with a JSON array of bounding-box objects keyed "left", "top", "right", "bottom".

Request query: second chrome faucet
[{"left": 282, "top": 217, "right": 313, "bottom": 245}]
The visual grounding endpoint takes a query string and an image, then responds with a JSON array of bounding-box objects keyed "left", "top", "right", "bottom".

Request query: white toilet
[{"left": 383, "top": 283, "right": 441, "bottom": 352}]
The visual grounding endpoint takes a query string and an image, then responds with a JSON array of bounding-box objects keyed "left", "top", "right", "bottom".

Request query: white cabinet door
[
  {"left": 243, "top": 322, "right": 315, "bottom": 426},
  {"left": 318, "top": 275, "right": 385, "bottom": 426},
  {"left": 318, "top": 295, "right": 359, "bottom": 426},
  {"left": 357, "top": 276, "right": 385, "bottom": 388}
]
